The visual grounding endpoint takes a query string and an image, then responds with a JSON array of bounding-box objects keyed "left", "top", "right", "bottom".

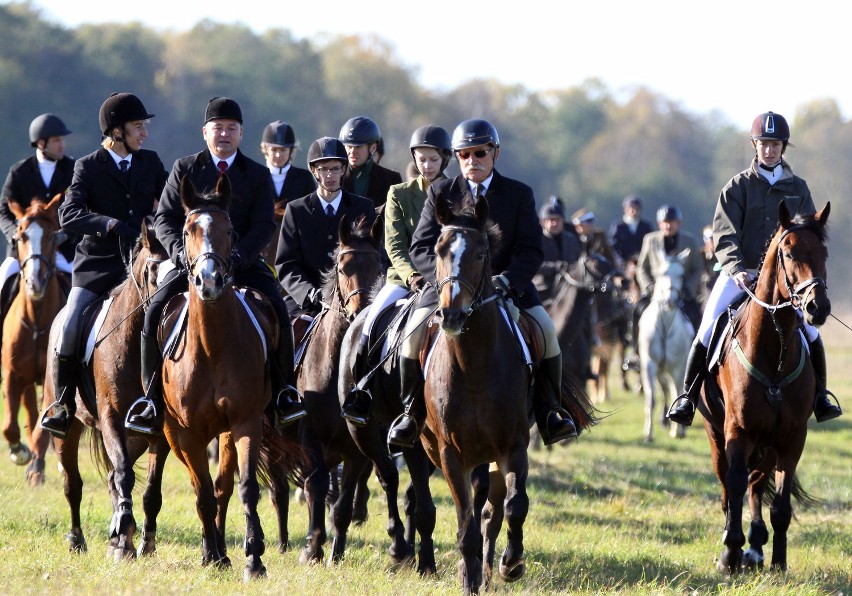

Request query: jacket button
[
  {"left": 96, "top": 232, "right": 102, "bottom": 237},
  {"left": 129, "top": 209, "right": 134, "bottom": 215}
]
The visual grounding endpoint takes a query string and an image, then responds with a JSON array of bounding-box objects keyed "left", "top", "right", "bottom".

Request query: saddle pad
[
  {"left": 423, "top": 304, "right": 532, "bottom": 378},
  {"left": 83, "top": 296, "right": 115, "bottom": 364},
  {"left": 380, "top": 294, "right": 417, "bottom": 360}
]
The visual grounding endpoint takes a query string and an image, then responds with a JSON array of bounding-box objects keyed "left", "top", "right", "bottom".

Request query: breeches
[{"left": 59, "top": 287, "right": 100, "bottom": 356}]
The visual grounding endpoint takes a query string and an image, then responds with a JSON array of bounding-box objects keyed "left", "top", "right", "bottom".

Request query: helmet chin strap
[
  {"left": 37, "top": 142, "right": 57, "bottom": 162},
  {"left": 113, "top": 124, "right": 137, "bottom": 155}
]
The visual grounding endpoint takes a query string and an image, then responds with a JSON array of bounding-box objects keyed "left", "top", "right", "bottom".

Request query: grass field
[{"left": 0, "top": 325, "right": 849, "bottom": 594}]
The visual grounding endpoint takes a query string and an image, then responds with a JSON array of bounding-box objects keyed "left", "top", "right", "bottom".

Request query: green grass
[{"left": 0, "top": 338, "right": 850, "bottom": 594}]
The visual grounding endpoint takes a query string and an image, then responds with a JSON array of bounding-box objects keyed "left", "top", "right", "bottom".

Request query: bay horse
[
  {"left": 27, "top": 217, "right": 172, "bottom": 560},
  {"left": 636, "top": 250, "right": 694, "bottom": 442},
  {"left": 294, "top": 213, "right": 384, "bottom": 565},
  {"left": 159, "top": 175, "right": 301, "bottom": 580},
  {"left": 700, "top": 202, "right": 830, "bottom": 574},
  {"left": 2, "top": 195, "right": 66, "bottom": 466},
  {"left": 424, "top": 194, "right": 596, "bottom": 594},
  {"left": 590, "top": 271, "right": 632, "bottom": 403}
]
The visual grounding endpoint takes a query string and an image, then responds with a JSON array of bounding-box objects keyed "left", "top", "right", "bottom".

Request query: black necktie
[
  {"left": 119, "top": 159, "right": 129, "bottom": 174},
  {"left": 476, "top": 183, "right": 486, "bottom": 198},
  {"left": 325, "top": 204, "right": 335, "bottom": 219}
]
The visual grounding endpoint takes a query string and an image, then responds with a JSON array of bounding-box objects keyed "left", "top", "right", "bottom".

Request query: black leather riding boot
[
  {"left": 534, "top": 355, "right": 578, "bottom": 445},
  {"left": 341, "top": 337, "right": 373, "bottom": 426},
  {"left": 39, "top": 353, "right": 78, "bottom": 438},
  {"left": 667, "top": 339, "right": 708, "bottom": 426},
  {"left": 387, "top": 355, "right": 425, "bottom": 448},
  {"left": 125, "top": 332, "right": 165, "bottom": 435},
  {"left": 810, "top": 336, "right": 842, "bottom": 422},
  {"left": 271, "top": 326, "right": 306, "bottom": 428}
]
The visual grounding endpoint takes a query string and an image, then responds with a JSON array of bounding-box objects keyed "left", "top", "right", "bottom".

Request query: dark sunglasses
[{"left": 456, "top": 148, "right": 493, "bottom": 160}]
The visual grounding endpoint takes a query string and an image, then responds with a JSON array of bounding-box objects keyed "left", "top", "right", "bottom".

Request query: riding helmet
[
  {"left": 29, "top": 114, "right": 72, "bottom": 147},
  {"left": 539, "top": 195, "right": 565, "bottom": 220},
  {"left": 205, "top": 97, "right": 243, "bottom": 124},
  {"left": 451, "top": 119, "right": 500, "bottom": 151},
  {"left": 409, "top": 125, "right": 452, "bottom": 174},
  {"left": 750, "top": 111, "right": 790, "bottom": 142},
  {"left": 622, "top": 194, "right": 642, "bottom": 209},
  {"left": 656, "top": 204, "right": 683, "bottom": 222},
  {"left": 99, "top": 92, "right": 155, "bottom": 136},
  {"left": 338, "top": 116, "right": 381, "bottom": 146},
  {"left": 261, "top": 120, "right": 295, "bottom": 147},
  {"left": 307, "top": 137, "right": 348, "bottom": 167}
]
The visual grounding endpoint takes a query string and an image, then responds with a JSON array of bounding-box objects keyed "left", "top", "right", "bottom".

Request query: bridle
[
  {"left": 434, "top": 224, "right": 497, "bottom": 316},
  {"left": 182, "top": 206, "right": 234, "bottom": 287},
  {"left": 323, "top": 246, "right": 381, "bottom": 321}
]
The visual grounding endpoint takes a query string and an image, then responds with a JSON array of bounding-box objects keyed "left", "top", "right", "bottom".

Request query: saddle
[{"left": 0, "top": 270, "right": 71, "bottom": 324}]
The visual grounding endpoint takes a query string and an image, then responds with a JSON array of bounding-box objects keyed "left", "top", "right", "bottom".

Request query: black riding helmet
[
  {"left": 205, "top": 97, "right": 242, "bottom": 124},
  {"left": 451, "top": 119, "right": 500, "bottom": 151},
  {"left": 262, "top": 121, "right": 296, "bottom": 147},
  {"left": 656, "top": 204, "right": 683, "bottom": 222},
  {"left": 99, "top": 92, "right": 155, "bottom": 137},
  {"left": 751, "top": 111, "right": 790, "bottom": 153},
  {"left": 29, "top": 114, "right": 72, "bottom": 147},
  {"left": 338, "top": 116, "right": 381, "bottom": 146},
  {"left": 307, "top": 137, "right": 348, "bottom": 168},
  {"left": 409, "top": 125, "right": 452, "bottom": 176}
]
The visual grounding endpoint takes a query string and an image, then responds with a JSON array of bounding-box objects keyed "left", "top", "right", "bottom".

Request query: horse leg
[
  {"left": 214, "top": 432, "right": 236, "bottom": 559},
  {"left": 25, "top": 382, "right": 54, "bottom": 485},
  {"left": 641, "top": 359, "right": 656, "bottom": 442},
  {"left": 265, "top": 439, "right": 291, "bottom": 553},
  {"left": 742, "top": 463, "right": 771, "bottom": 571},
  {"left": 300, "top": 447, "right": 328, "bottom": 564},
  {"left": 442, "top": 449, "right": 481, "bottom": 595},
  {"left": 403, "top": 448, "right": 437, "bottom": 576},
  {"left": 101, "top": 424, "right": 140, "bottom": 561},
  {"left": 664, "top": 373, "right": 685, "bottom": 439},
  {"left": 718, "top": 434, "right": 749, "bottom": 574},
  {"left": 329, "top": 455, "right": 369, "bottom": 565},
  {"left": 55, "top": 421, "right": 87, "bottom": 553},
  {"left": 770, "top": 435, "right": 806, "bottom": 572},
  {"left": 481, "top": 464, "right": 505, "bottom": 591},
  {"left": 2, "top": 373, "right": 30, "bottom": 465},
  {"left": 352, "top": 463, "right": 371, "bottom": 525},
  {"left": 498, "top": 446, "right": 529, "bottom": 583},
  {"left": 232, "top": 423, "right": 267, "bottom": 581},
  {"left": 138, "top": 435, "right": 170, "bottom": 556}
]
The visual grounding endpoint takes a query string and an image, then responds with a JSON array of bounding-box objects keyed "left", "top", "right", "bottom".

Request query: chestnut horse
[
  {"left": 27, "top": 218, "right": 171, "bottom": 560},
  {"left": 2, "top": 196, "right": 66, "bottom": 465},
  {"left": 424, "top": 195, "right": 596, "bottom": 594},
  {"left": 294, "top": 213, "right": 383, "bottom": 565},
  {"left": 700, "top": 203, "right": 830, "bottom": 574},
  {"left": 160, "top": 175, "right": 302, "bottom": 580}
]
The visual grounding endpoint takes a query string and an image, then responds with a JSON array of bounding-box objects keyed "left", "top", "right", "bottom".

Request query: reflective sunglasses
[{"left": 456, "top": 148, "right": 493, "bottom": 160}]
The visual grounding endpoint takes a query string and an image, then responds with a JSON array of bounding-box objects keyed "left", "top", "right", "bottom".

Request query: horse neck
[
  {"left": 17, "top": 271, "right": 61, "bottom": 321},
  {"left": 188, "top": 288, "right": 240, "bottom": 354},
  {"left": 743, "top": 256, "right": 800, "bottom": 347},
  {"left": 552, "top": 285, "right": 591, "bottom": 339},
  {"left": 444, "top": 303, "right": 500, "bottom": 362}
]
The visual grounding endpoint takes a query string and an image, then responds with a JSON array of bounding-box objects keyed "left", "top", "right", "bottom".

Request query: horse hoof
[
  {"left": 9, "top": 443, "right": 32, "bottom": 466},
  {"left": 66, "top": 531, "right": 87, "bottom": 553},
  {"left": 113, "top": 547, "right": 137, "bottom": 562},
  {"left": 499, "top": 554, "right": 526, "bottom": 582},
  {"left": 243, "top": 564, "right": 267, "bottom": 582},
  {"left": 298, "top": 547, "right": 322, "bottom": 565},
  {"left": 643, "top": 435, "right": 654, "bottom": 444},
  {"left": 213, "top": 556, "right": 231, "bottom": 569}
]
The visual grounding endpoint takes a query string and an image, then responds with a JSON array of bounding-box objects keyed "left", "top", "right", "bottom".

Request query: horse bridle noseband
[
  {"left": 434, "top": 224, "right": 496, "bottom": 315},
  {"left": 775, "top": 225, "right": 827, "bottom": 310},
  {"left": 183, "top": 206, "right": 234, "bottom": 283},
  {"left": 325, "top": 247, "right": 382, "bottom": 320}
]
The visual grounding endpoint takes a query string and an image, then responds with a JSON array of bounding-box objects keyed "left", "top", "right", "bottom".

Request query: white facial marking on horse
[
  {"left": 25, "top": 221, "right": 44, "bottom": 279},
  {"left": 197, "top": 214, "right": 214, "bottom": 256},
  {"left": 450, "top": 233, "right": 466, "bottom": 301}
]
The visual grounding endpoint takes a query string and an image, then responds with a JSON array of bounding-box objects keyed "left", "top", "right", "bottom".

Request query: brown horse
[
  {"left": 27, "top": 218, "right": 171, "bottom": 560},
  {"left": 423, "top": 195, "right": 596, "bottom": 594},
  {"left": 700, "top": 203, "right": 830, "bottom": 574},
  {"left": 160, "top": 175, "right": 301, "bottom": 580},
  {"left": 2, "top": 195, "right": 66, "bottom": 465},
  {"left": 294, "top": 213, "right": 383, "bottom": 565}
]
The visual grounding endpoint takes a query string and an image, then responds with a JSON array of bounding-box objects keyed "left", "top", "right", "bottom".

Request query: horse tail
[
  {"left": 559, "top": 367, "right": 601, "bottom": 432},
  {"left": 257, "top": 413, "right": 307, "bottom": 490},
  {"left": 86, "top": 426, "right": 114, "bottom": 483},
  {"left": 759, "top": 471, "right": 820, "bottom": 512}
]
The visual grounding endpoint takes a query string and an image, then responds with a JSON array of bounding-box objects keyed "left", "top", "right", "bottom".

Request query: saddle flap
[
  {"left": 707, "top": 293, "right": 749, "bottom": 371},
  {"left": 158, "top": 292, "right": 188, "bottom": 356}
]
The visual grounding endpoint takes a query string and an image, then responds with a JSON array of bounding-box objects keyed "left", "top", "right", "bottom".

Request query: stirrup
[
  {"left": 124, "top": 397, "right": 162, "bottom": 435},
  {"left": 814, "top": 389, "right": 842, "bottom": 423},
  {"left": 540, "top": 408, "right": 578, "bottom": 445},
  {"left": 341, "top": 386, "right": 372, "bottom": 427},
  {"left": 39, "top": 402, "right": 71, "bottom": 439},
  {"left": 666, "top": 395, "right": 696, "bottom": 426},
  {"left": 386, "top": 412, "right": 420, "bottom": 448},
  {"left": 274, "top": 386, "right": 307, "bottom": 427}
]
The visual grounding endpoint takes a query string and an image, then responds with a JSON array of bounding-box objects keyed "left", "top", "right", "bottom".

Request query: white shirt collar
[
  {"left": 107, "top": 149, "right": 132, "bottom": 167},
  {"left": 319, "top": 191, "right": 343, "bottom": 213},
  {"left": 467, "top": 173, "right": 494, "bottom": 196}
]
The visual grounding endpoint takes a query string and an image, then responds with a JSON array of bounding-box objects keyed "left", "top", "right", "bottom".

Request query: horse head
[
  {"left": 434, "top": 192, "right": 492, "bottom": 335},
  {"left": 651, "top": 250, "right": 688, "bottom": 307},
  {"left": 180, "top": 174, "right": 233, "bottom": 301},
  {"left": 326, "top": 213, "right": 382, "bottom": 320},
  {"left": 772, "top": 201, "right": 831, "bottom": 326},
  {"left": 9, "top": 194, "right": 63, "bottom": 300}
]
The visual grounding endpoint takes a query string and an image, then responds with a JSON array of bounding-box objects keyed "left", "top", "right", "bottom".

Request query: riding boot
[
  {"left": 271, "top": 325, "right": 306, "bottom": 428},
  {"left": 809, "top": 336, "right": 842, "bottom": 422},
  {"left": 39, "top": 353, "right": 78, "bottom": 438},
  {"left": 125, "top": 333, "right": 165, "bottom": 435},
  {"left": 534, "top": 355, "right": 578, "bottom": 445},
  {"left": 341, "top": 337, "right": 373, "bottom": 426},
  {"left": 666, "top": 339, "right": 708, "bottom": 426},
  {"left": 387, "top": 355, "right": 425, "bottom": 448}
]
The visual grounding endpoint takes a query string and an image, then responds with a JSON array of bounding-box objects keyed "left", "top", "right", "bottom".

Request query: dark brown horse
[
  {"left": 27, "top": 218, "right": 171, "bottom": 560},
  {"left": 423, "top": 195, "right": 596, "bottom": 594},
  {"left": 159, "top": 175, "right": 302, "bottom": 580},
  {"left": 700, "top": 203, "right": 830, "bottom": 574},
  {"left": 2, "top": 195, "right": 66, "bottom": 465},
  {"left": 294, "top": 213, "right": 383, "bottom": 565}
]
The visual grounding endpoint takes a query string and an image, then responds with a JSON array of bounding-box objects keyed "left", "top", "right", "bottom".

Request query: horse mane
[
  {"left": 447, "top": 193, "right": 503, "bottom": 253},
  {"left": 755, "top": 212, "right": 829, "bottom": 277}
]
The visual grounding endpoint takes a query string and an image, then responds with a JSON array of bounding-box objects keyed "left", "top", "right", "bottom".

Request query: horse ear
[
  {"left": 474, "top": 194, "right": 489, "bottom": 229},
  {"left": 180, "top": 175, "right": 197, "bottom": 211},
  {"left": 6, "top": 197, "right": 24, "bottom": 220},
  {"left": 435, "top": 192, "right": 451, "bottom": 225},
  {"left": 46, "top": 192, "right": 63, "bottom": 214},
  {"left": 778, "top": 201, "right": 792, "bottom": 228},
  {"left": 816, "top": 201, "right": 830, "bottom": 226},
  {"left": 370, "top": 212, "right": 383, "bottom": 247},
  {"left": 338, "top": 214, "right": 351, "bottom": 244},
  {"left": 215, "top": 171, "right": 231, "bottom": 197},
  {"left": 140, "top": 216, "right": 152, "bottom": 249}
]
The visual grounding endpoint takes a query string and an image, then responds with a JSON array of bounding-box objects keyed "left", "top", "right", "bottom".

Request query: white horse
[{"left": 637, "top": 250, "right": 695, "bottom": 442}]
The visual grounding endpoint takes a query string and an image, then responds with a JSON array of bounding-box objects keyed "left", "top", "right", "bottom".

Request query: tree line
[{"left": 2, "top": 2, "right": 850, "bottom": 304}]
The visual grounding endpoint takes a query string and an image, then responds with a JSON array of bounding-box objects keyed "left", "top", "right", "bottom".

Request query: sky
[{"left": 22, "top": 0, "right": 852, "bottom": 129}]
